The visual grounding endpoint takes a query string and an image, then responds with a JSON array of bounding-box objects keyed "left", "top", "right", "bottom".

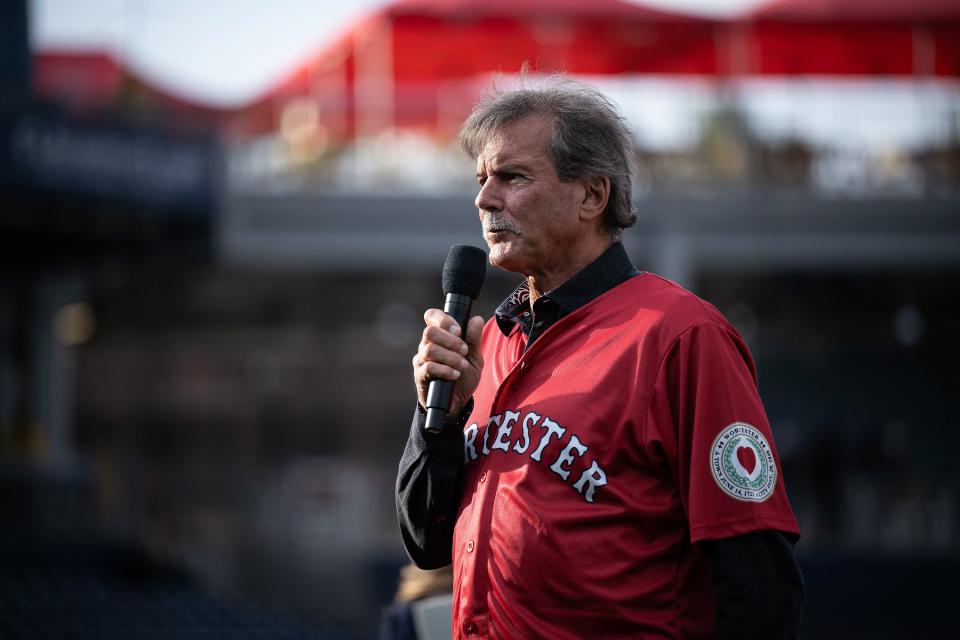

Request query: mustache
[{"left": 482, "top": 216, "right": 521, "bottom": 234}]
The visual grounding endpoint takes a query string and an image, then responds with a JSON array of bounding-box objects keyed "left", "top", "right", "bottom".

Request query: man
[{"left": 397, "top": 79, "right": 804, "bottom": 639}]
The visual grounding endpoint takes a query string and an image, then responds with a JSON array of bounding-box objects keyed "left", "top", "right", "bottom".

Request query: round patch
[{"left": 710, "top": 422, "right": 777, "bottom": 502}]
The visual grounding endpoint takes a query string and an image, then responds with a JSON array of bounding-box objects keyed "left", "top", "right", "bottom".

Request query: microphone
[{"left": 424, "top": 245, "right": 487, "bottom": 435}]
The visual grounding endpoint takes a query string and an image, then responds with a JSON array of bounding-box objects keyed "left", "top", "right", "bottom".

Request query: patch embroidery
[{"left": 710, "top": 422, "right": 777, "bottom": 502}]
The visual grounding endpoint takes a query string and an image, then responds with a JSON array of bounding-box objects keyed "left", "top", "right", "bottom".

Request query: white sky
[{"left": 31, "top": 0, "right": 764, "bottom": 107}]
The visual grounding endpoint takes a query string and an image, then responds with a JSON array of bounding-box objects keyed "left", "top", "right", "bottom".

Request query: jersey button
[
  {"left": 466, "top": 540, "right": 475, "bottom": 553},
  {"left": 479, "top": 471, "right": 487, "bottom": 483},
  {"left": 462, "top": 620, "right": 478, "bottom": 634}
]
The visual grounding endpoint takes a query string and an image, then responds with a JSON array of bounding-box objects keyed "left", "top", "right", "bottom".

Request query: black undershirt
[
  {"left": 397, "top": 241, "right": 804, "bottom": 638},
  {"left": 491, "top": 239, "right": 640, "bottom": 347}
]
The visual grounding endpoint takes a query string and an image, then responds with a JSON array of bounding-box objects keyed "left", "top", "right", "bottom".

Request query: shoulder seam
[
  {"left": 639, "top": 319, "right": 731, "bottom": 445},
  {"left": 642, "top": 272, "right": 722, "bottom": 322}
]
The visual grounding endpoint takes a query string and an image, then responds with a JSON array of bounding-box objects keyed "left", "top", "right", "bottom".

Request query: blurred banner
[{"left": 1, "top": 109, "right": 218, "bottom": 212}]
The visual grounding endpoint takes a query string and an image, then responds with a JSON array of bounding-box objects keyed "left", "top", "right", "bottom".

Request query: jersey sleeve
[{"left": 647, "top": 321, "right": 800, "bottom": 544}]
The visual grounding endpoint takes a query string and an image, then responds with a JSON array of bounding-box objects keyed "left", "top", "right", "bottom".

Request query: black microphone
[{"left": 424, "top": 245, "right": 487, "bottom": 435}]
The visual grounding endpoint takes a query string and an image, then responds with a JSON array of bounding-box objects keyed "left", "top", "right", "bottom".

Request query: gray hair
[{"left": 458, "top": 78, "right": 636, "bottom": 238}]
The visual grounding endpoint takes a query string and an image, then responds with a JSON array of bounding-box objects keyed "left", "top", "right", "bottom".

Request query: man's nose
[{"left": 475, "top": 178, "right": 501, "bottom": 213}]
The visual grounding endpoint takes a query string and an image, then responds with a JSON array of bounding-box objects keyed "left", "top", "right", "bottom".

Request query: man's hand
[{"left": 413, "top": 310, "right": 485, "bottom": 416}]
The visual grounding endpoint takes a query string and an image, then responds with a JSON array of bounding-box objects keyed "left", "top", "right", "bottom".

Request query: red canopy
[
  {"left": 33, "top": 50, "right": 123, "bottom": 111},
  {"left": 388, "top": 0, "right": 702, "bottom": 20},
  {"left": 41, "top": 0, "right": 955, "bottom": 139},
  {"left": 749, "top": 0, "right": 960, "bottom": 22},
  {"left": 232, "top": 0, "right": 723, "bottom": 138},
  {"left": 386, "top": 0, "right": 720, "bottom": 80},
  {"left": 741, "top": 0, "right": 960, "bottom": 76},
  {"left": 32, "top": 50, "right": 230, "bottom": 128}
]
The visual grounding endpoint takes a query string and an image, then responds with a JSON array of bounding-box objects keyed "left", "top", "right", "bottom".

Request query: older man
[{"left": 397, "top": 80, "right": 804, "bottom": 639}]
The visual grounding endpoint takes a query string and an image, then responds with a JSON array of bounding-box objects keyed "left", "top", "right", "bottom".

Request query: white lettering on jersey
[
  {"left": 466, "top": 409, "right": 609, "bottom": 504},
  {"left": 463, "top": 423, "right": 479, "bottom": 462},
  {"left": 491, "top": 410, "right": 520, "bottom": 452},
  {"left": 573, "top": 461, "right": 608, "bottom": 503},
  {"left": 550, "top": 435, "right": 588, "bottom": 481},
  {"left": 513, "top": 411, "right": 540, "bottom": 454},
  {"left": 481, "top": 415, "right": 497, "bottom": 455},
  {"left": 530, "top": 417, "right": 565, "bottom": 462}
]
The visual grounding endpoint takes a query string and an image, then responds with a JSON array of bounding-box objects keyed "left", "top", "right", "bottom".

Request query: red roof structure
[
  {"left": 33, "top": 0, "right": 960, "bottom": 141},
  {"left": 385, "top": 0, "right": 721, "bottom": 78},
  {"left": 32, "top": 49, "right": 230, "bottom": 130},
  {"left": 741, "top": 0, "right": 960, "bottom": 76},
  {"left": 233, "top": 0, "right": 723, "bottom": 139},
  {"left": 33, "top": 50, "right": 124, "bottom": 111},
  {"left": 749, "top": 0, "right": 960, "bottom": 22}
]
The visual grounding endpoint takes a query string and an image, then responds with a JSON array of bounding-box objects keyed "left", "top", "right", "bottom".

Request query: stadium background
[{"left": 2, "top": 0, "right": 958, "bottom": 637}]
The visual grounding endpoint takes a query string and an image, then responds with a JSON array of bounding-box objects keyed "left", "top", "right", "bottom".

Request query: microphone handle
[{"left": 424, "top": 293, "right": 474, "bottom": 435}]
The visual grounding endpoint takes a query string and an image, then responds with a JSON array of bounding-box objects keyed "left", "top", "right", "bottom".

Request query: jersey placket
[{"left": 456, "top": 316, "right": 571, "bottom": 638}]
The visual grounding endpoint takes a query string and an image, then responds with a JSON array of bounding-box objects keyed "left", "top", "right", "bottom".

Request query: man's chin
[{"left": 487, "top": 245, "right": 526, "bottom": 274}]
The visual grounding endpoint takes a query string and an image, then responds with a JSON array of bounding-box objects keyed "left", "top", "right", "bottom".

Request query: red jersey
[{"left": 450, "top": 273, "right": 800, "bottom": 639}]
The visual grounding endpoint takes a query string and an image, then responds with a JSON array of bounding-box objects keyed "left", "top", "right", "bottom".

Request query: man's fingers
[
  {"left": 465, "top": 315, "right": 484, "bottom": 349},
  {"left": 423, "top": 308, "right": 462, "bottom": 336},
  {"left": 413, "top": 311, "right": 483, "bottom": 409},
  {"left": 415, "top": 310, "right": 482, "bottom": 396},
  {"left": 416, "top": 361, "right": 461, "bottom": 382},
  {"left": 422, "top": 324, "right": 468, "bottom": 355},
  {"left": 417, "top": 342, "right": 470, "bottom": 370}
]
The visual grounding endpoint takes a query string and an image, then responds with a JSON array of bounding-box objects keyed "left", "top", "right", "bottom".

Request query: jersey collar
[{"left": 494, "top": 241, "right": 640, "bottom": 338}]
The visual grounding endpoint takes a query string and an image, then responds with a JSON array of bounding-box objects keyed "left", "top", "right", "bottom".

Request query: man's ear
[{"left": 579, "top": 176, "right": 611, "bottom": 222}]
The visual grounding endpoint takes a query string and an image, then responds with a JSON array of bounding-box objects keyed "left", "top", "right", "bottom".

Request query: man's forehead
[{"left": 476, "top": 114, "right": 553, "bottom": 167}]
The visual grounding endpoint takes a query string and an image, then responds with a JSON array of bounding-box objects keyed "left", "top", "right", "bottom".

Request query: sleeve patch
[{"left": 710, "top": 422, "right": 778, "bottom": 502}]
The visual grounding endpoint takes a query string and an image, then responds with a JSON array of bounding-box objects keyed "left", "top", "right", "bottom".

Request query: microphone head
[{"left": 442, "top": 245, "right": 487, "bottom": 298}]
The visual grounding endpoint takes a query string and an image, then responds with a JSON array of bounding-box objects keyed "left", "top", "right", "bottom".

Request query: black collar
[{"left": 495, "top": 241, "right": 640, "bottom": 339}]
